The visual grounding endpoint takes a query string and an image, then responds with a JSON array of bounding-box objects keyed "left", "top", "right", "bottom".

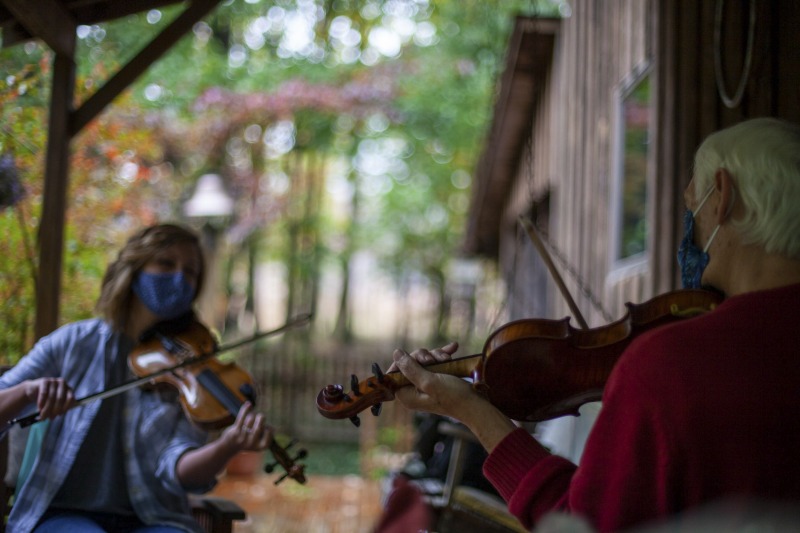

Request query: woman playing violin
[
  {"left": 390, "top": 117, "right": 800, "bottom": 532},
  {"left": 0, "top": 223, "right": 272, "bottom": 532}
]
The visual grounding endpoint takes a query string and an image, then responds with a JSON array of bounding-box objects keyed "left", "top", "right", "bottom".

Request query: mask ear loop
[
  {"left": 701, "top": 186, "right": 736, "bottom": 253},
  {"left": 693, "top": 185, "right": 716, "bottom": 216}
]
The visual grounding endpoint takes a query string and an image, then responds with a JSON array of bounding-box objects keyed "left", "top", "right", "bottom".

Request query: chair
[
  {"left": 0, "top": 428, "right": 246, "bottom": 533},
  {"left": 0, "top": 368, "right": 245, "bottom": 533},
  {"left": 430, "top": 421, "right": 528, "bottom": 533},
  {"left": 189, "top": 494, "right": 246, "bottom": 533}
]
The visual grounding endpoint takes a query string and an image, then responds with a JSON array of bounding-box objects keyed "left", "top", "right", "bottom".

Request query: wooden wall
[
  {"left": 473, "top": 0, "right": 799, "bottom": 462},
  {"left": 654, "top": 0, "right": 800, "bottom": 293},
  {"left": 501, "top": 0, "right": 654, "bottom": 327},
  {"left": 498, "top": 0, "right": 799, "bottom": 325}
]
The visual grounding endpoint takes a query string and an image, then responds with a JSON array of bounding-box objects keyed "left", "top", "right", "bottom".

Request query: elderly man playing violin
[
  {"left": 389, "top": 117, "right": 800, "bottom": 532},
  {"left": 0, "top": 224, "right": 272, "bottom": 533}
]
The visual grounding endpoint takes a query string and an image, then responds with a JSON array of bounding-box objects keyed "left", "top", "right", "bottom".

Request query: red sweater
[{"left": 483, "top": 284, "right": 800, "bottom": 532}]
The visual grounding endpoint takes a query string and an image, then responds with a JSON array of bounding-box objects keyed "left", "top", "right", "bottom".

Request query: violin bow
[
  {"left": 317, "top": 223, "right": 593, "bottom": 427},
  {"left": 215, "top": 313, "right": 312, "bottom": 354},
  {"left": 518, "top": 216, "right": 589, "bottom": 330},
  {"left": 6, "top": 313, "right": 313, "bottom": 429}
]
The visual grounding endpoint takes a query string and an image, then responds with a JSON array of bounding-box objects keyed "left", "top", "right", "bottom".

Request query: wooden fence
[{"left": 232, "top": 332, "right": 416, "bottom": 453}]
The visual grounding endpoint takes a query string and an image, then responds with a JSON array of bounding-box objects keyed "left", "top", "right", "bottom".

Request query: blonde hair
[
  {"left": 95, "top": 224, "right": 205, "bottom": 331},
  {"left": 692, "top": 117, "right": 800, "bottom": 259}
]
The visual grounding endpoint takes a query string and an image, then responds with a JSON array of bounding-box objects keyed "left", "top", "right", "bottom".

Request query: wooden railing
[{"left": 238, "top": 338, "right": 415, "bottom": 447}]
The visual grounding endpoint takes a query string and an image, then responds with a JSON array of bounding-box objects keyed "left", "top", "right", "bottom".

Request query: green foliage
[
  {"left": 0, "top": 44, "right": 193, "bottom": 362},
  {"left": 0, "top": 0, "right": 562, "bottom": 358},
  {"left": 298, "top": 440, "right": 361, "bottom": 475}
]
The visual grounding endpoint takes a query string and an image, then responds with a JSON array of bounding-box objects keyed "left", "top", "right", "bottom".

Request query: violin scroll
[
  {"left": 317, "top": 356, "right": 482, "bottom": 426},
  {"left": 318, "top": 360, "right": 453, "bottom": 426}
]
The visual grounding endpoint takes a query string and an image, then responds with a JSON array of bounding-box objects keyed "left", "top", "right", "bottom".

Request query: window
[{"left": 612, "top": 66, "right": 652, "bottom": 264}]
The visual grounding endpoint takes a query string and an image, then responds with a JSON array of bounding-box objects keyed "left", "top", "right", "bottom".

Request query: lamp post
[{"left": 184, "top": 173, "right": 235, "bottom": 329}]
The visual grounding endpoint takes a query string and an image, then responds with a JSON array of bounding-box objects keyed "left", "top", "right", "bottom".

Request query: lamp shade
[{"left": 184, "top": 173, "right": 234, "bottom": 219}]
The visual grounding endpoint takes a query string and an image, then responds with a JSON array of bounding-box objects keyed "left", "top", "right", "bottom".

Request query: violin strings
[
  {"left": 520, "top": 106, "right": 614, "bottom": 324},
  {"left": 527, "top": 220, "right": 614, "bottom": 323}
]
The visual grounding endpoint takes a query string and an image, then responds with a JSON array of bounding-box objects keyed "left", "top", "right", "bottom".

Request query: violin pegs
[
  {"left": 274, "top": 472, "right": 290, "bottom": 485},
  {"left": 349, "top": 415, "right": 361, "bottom": 427},
  {"left": 371, "top": 403, "right": 382, "bottom": 417},
  {"left": 371, "top": 362, "right": 385, "bottom": 382},
  {"left": 264, "top": 461, "right": 276, "bottom": 474},
  {"left": 323, "top": 384, "right": 346, "bottom": 402},
  {"left": 350, "top": 374, "right": 361, "bottom": 396},
  {"left": 295, "top": 449, "right": 308, "bottom": 460}
]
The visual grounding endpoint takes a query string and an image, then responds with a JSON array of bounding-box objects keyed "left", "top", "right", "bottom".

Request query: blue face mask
[
  {"left": 132, "top": 271, "right": 196, "bottom": 319},
  {"left": 677, "top": 186, "right": 721, "bottom": 289}
]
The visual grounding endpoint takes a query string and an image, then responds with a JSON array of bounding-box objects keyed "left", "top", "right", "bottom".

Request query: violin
[
  {"left": 129, "top": 319, "right": 308, "bottom": 485},
  {"left": 316, "top": 289, "right": 723, "bottom": 426},
  {"left": 130, "top": 319, "right": 258, "bottom": 430},
  {"left": 9, "top": 315, "right": 311, "bottom": 485}
]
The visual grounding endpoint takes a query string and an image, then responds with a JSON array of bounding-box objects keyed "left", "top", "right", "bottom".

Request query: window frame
[{"left": 609, "top": 61, "right": 654, "bottom": 274}]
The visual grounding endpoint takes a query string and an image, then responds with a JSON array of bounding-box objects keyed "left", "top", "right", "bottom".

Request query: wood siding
[
  {"left": 489, "top": 0, "right": 799, "bottom": 326},
  {"left": 500, "top": 0, "right": 654, "bottom": 327},
  {"left": 654, "top": 0, "right": 800, "bottom": 293}
]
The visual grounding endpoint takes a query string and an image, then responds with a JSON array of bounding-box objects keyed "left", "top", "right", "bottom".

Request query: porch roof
[
  {"left": 464, "top": 16, "right": 558, "bottom": 258},
  {"left": 1, "top": 0, "right": 223, "bottom": 339}
]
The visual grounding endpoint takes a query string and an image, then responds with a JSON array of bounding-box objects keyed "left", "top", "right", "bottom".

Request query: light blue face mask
[
  {"left": 132, "top": 271, "right": 196, "bottom": 319},
  {"left": 677, "top": 186, "right": 721, "bottom": 289}
]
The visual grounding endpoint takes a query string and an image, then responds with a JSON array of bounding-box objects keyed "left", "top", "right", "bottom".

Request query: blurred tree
[{"left": 0, "top": 0, "right": 559, "bottom": 361}]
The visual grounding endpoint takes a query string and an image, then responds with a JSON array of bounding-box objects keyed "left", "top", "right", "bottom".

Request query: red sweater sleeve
[
  {"left": 483, "top": 334, "right": 676, "bottom": 532},
  {"left": 483, "top": 428, "right": 576, "bottom": 528}
]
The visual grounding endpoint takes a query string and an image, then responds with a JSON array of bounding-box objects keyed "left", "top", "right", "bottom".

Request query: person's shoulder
[
  {"left": 45, "top": 318, "right": 111, "bottom": 342},
  {"left": 723, "top": 282, "right": 800, "bottom": 310},
  {"left": 60, "top": 317, "right": 108, "bottom": 332},
  {"left": 613, "top": 315, "right": 711, "bottom": 381},
  {"left": 625, "top": 314, "right": 707, "bottom": 357}
]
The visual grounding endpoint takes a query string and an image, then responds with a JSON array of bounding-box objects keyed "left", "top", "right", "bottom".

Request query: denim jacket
[{"left": 0, "top": 319, "right": 213, "bottom": 533}]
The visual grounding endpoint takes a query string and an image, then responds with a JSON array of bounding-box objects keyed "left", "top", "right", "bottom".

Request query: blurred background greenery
[{"left": 0, "top": 0, "right": 564, "bottom": 474}]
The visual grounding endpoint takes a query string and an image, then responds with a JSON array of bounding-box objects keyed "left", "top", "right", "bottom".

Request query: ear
[{"left": 714, "top": 168, "right": 736, "bottom": 224}]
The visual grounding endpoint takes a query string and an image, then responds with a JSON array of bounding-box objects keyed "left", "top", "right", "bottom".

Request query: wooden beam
[
  {"left": 0, "top": 0, "right": 76, "bottom": 58},
  {"left": 68, "top": 0, "right": 187, "bottom": 25},
  {"left": 464, "top": 17, "right": 558, "bottom": 257},
  {"left": 70, "top": 0, "right": 222, "bottom": 134},
  {"left": 31, "top": 0, "right": 221, "bottom": 338},
  {"left": 0, "top": 21, "right": 33, "bottom": 49},
  {"left": 35, "top": 51, "right": 76, "bottom": 340}
]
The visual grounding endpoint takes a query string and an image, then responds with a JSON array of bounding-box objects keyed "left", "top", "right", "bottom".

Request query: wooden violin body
[
  {"left": 130, "top": 318, "right": 308, "bottom": 485},
  {"left": 316, "top": 289, "right": 723, "bottom": 424},
  {"left": 130, "top": 320, "right": 256, "bottom": 431}
]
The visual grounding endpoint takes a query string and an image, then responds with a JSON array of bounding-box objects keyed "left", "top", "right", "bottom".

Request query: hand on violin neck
[
  {"left": 387, "top": 341, "right": 459, "bottom": 372},
  {"left": 392, "top": 346, "right": 476, "bottom": 421},
  {"left": 176, "top": 402, "right": 274, "bottom": 489},
  {"left": 392, "top": 351, "right": 517, "bottom": 453},
  {"left": 219, "top": 401, "right": 273, "bottom": 454}
]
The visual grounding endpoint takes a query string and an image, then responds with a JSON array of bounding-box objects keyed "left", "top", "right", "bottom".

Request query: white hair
[{"left": 692, "top": 117, "right": 800, "bottom": 259}]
